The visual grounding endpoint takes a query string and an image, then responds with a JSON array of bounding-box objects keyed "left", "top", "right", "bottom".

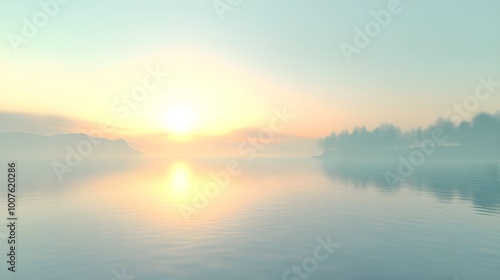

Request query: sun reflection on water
[{"left": 165, "top": 162, "right": 193, "bottom": 202}]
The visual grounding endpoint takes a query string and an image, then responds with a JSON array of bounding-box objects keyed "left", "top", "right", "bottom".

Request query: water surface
[{"left": 1, "top": 157, "right": 499, "bottom": 280}]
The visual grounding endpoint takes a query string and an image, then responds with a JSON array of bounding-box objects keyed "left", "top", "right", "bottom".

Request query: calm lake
[{"left": 1, "top": 156, "right": 499, "bottom": 280}]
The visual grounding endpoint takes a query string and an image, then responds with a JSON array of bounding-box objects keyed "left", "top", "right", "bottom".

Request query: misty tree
[{"left": 321, "top": 112, "right": 500, "bottom": 154}]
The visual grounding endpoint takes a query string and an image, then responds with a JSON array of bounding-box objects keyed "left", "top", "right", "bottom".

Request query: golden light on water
[
  {"left": 83, "top": 158, "right": 313, "bottom": 228},
  {"left": 166, "top": 162, "right": 193, "bottom": 201}
]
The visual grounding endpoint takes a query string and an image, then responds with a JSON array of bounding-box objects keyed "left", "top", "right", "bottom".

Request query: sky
[{"left": 0, "top": 0, "right": 499, "bottom": 154}]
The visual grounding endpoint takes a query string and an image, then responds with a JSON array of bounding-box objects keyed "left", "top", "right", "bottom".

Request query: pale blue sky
[{"left": 1, "top": 0, "right": 499, "bottom": 135}]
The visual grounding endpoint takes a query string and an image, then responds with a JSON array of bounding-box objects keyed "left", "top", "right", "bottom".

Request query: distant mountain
[{"left": 0, "top": 132, "right": 142, "bottom": 159}]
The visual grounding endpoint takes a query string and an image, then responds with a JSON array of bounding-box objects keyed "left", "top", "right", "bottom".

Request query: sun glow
[
  {"left": 165, "top": 105, "right": 197, "bottom": 137},
  {"left": 167, "top": 162, "right": 192, "bottom": 200}
]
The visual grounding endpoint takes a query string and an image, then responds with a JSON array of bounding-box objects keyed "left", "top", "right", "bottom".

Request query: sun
[{"left": 165, "top": 105, "right": 196, "bottom": 135}]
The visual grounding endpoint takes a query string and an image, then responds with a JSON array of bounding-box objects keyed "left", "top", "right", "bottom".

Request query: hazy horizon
[
  {"left": 2, "top": 0, "right": 500, "bottom": 153},
  {"left": 1, "top": 110, "right": 500, "bottom": 156},
  {"left": 1, "top": 1, "right": 499, "bottom": 279}
]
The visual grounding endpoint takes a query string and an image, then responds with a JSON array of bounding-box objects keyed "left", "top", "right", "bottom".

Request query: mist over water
[
  {"left": 2, "top": 156, "right": 499, "bottom": 280},
  {"left": 320, "top": 112, "right": 500, "bottom": 160}
]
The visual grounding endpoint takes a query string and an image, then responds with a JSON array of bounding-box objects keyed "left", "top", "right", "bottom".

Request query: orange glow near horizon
[{"left": 0, "top": 48, "right": 341, "bottom": 142}]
